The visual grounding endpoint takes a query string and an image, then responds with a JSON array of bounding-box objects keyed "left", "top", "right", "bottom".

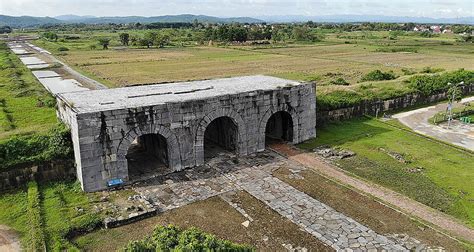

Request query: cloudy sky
[{"left": 1, "top": 0, "right": 472, "bottom": 18}]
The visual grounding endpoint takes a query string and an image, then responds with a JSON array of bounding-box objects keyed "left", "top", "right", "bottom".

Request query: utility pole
[
  {"left": 447, "top": 81, "right": 464, "bottom": 129},
  {"left": 447, "top": 83, "right": 454, "bottom": 128}
]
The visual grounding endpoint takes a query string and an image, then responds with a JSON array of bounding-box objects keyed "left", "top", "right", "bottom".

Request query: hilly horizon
[{"left": 1, "top": 13, "right": 473, "bottom": 28}]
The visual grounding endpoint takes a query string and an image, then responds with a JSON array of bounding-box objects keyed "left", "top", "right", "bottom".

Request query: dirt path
[
  {"left": 269, "top": 143, "right": 474, "bottom": 243},
  {"left": 0, "top": 225, "right": 21, "bottom": 252},
  {"left": 393, "top": 96, "right": 474, "bottom": 151}
]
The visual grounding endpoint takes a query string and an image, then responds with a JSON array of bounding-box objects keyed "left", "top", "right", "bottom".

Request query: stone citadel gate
[{"left": 57, "top": 76, "right": 316, "bottom": 192}]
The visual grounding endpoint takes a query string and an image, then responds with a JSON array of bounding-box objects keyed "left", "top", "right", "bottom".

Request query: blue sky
[{"left": 1, "top": 0, "right": 472, "bottom": 18}]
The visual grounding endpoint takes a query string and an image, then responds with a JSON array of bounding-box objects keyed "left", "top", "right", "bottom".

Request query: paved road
[
  {"left": 393, "top": 97, "right": 474, "bottom": 151},
  {"left": 0, "top": 225, "right": 20, "bottom": 252}
]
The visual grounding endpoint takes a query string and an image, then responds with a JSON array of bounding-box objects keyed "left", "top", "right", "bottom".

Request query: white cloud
[{"left": 0, "top": 0, "right": 472, "bottom": 18}]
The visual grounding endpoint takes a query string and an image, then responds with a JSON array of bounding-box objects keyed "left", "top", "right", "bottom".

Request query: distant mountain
[
  {"left": 0, "top": 15, "right": 62, "bottom": 27},
  {"left": 1, "top": 14, "right": 472, "bottom": 28},
  {"left": 260, "top": 15, "right": 474, "bottom": 25},
  {"left": 0, "top": 14, "right": 263, "bottom": 28},
  {"left": 54, "top": 15, "right": 97, "bottom": 21}
]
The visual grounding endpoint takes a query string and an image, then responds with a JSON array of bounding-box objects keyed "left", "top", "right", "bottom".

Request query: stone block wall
[
  {"left": 58, "top": 83, "right": 316, "bottom": 192},
  {"left": 317, "top": 84, "right": 474, "bottom": 125},
  {"left": 0, "top": 159, "right": 76, "bottom": 191}
]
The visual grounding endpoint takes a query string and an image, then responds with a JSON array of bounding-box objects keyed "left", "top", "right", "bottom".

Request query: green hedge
[
  {"left": 122, "top": 225, "right": 254, "bottom": 251},
  {"left": 0, "top": 124, "right": 73, "bottom": 171},
  {"left": 407, "top": 69, "right": 474, "bottom": 95}
]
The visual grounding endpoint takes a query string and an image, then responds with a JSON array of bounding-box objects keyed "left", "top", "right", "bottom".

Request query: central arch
[
  {"left": 258, "top": 106, "right": 299, "bottom": 151},
  {"left": 195, "top": 108, "right": 247, "bottom": 166},
  {"left": 116, "top": 125, "right": 182, "bottom": 181}
]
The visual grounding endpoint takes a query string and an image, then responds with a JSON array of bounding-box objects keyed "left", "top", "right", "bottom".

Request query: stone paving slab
[
  {"left": 26, "top": 64, "right": 50, "bottom": 69},
  {"left": 32, "top": 70, "right": 60, "bottom": 79},
  {"left": 11, "top": 48, "right": 29, "bottom": 55},
  {"left": 19, "top": 56, "right": 46, "bottom": 65},
  {"left": 37, "top": 77, "right": 89, "bottom": 94},
  {"left": 130, "top": 152, "right": 437, "bottom": 251}
]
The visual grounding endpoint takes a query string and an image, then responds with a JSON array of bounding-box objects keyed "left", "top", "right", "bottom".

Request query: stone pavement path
[
  {"left": 133, "top": 152, "right": 430, "bottom": 251},
  {"left": 231, "top": 167, "right": 406, "bottom": 251}
]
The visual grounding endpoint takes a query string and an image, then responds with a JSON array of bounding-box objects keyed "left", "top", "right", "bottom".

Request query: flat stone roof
[{"left": 58, "top": 75, "right": 302, "bottom": 114}]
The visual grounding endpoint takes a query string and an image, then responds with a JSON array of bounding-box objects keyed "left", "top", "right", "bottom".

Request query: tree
[
  {"left": 97, "top": 38, "right": 110, "bottom": 50},
  {"left": 0, "top": 26, "right": 12, "bottom": 34},
  {"left": 142, "top": 31, "right": 157, "bottom": 48},
  {"left": 447, "top": 82, "right": 463, "bottom": 104},
  {"left": 155, "top": 33, "right": 170, "bottom": 48},
  {"left": 119, "top": 33, "right": 130, "bottom": 46},
  {"left": 42, "top": 32, "right": 58, "bottom": 42}
]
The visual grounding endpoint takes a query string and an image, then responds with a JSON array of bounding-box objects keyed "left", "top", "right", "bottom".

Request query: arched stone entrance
[
  {"left": 265, "top": 111, "right": 294, "bottom": 143},
  {"left": 195, "top": 108, "right": 247, "bottom": 166},
  {"left": 116, "top": 125, "right": 182, "bottom": 181},
  {"left": 203, "top": 116, "right": 238, "bottom": 159},
  {"left": 258, "top": 107, "right": 299, "bottom": 151}
]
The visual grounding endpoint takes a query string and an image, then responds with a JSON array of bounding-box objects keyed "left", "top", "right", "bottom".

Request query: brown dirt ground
[
  {"left": 73, "top": 191, "right": 332, "bottom": 251},
  {"left": 272, "top": 166, "right": 469, "bottom": 251}
]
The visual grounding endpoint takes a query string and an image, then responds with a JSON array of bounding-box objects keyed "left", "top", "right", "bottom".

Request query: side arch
[
  {"left": 116, "top": 125, "right": 182, "bottom": 180},
  {"left": 194, "top": 108, "right": 247, "bottom": 166},
  {"left": 258, "top": 106, "right": 299, "bottom": 151}
]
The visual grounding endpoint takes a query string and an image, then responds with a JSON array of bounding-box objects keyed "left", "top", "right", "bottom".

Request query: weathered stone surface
[{"left": 57, "top": 76, "right": 317, "bottom": 192}]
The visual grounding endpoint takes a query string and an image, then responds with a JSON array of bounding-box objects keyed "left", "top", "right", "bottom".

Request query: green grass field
[
  {"left": 0, "top": 42, "right": 58, "bottom": 142},
  {"left": 0, "top": 181, "right": 101, "bottom": 250},
  {"left": 299, "top": 117, "right": 474, "bottom": 228}
]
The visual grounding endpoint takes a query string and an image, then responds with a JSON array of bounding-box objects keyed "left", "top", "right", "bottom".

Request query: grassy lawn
[
  {"left": 0, "top": 181, "right": 101, "bottom": 250},
  {"left": 299, "top": 117, "right": 474, "bottom": 228},
  {"left": 0, "top": 42, "right": 58, "bottom": 142}
]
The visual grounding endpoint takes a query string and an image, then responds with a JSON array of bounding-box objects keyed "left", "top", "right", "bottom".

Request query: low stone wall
[
  {"left": 0, "top": 159, "right": 76, "bottom": 191},
  {"left": 317, "top": 85, "right": 474, "bottom": 126}
]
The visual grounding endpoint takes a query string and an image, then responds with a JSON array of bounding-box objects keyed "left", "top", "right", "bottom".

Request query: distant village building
[
  {"left": 413, "top": 26, "right": 429, "bottom": 32},
  {"left": 442, "top": 29, "right": 453, "bottom": 34},
  {"left": 430, "top": 25, "right": 441, "bottom": 33}
]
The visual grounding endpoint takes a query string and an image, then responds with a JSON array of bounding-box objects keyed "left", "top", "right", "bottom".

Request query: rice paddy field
[{"left": 33, "top": 31, "right": 474, "bottom": 101}]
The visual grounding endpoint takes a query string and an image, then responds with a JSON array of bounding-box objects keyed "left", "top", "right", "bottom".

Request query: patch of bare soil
[
  {"left": 74, "top": 192, "right": 332, "bottom": 251},
  {"left": 273, "top": 166, "right": 468, "bottom": 251},
  {"left": 0, "top": 225, "right": 21, "bottom": 252}
]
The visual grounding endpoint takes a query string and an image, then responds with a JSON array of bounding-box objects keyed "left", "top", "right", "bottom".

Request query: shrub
[
  {"left": 360, "top": 70, "right": 397, "bottom": 82},
  {"left": 330, "top": 77, "right": 349, "bottom": 86},
  {"left": 121, "top": 225, "right": 254, "bottom": 251},
  {"left": 317, "top": 90, "right": 365, "bottom": 110},
  {"left": 0, "top": 124, "right": 73, "bottom": 171},
  {"left": 402, "top": 68, "right": 417, "bottom": 75},
  {"left": 407, "top": 69, "right": 474, "bottom": 95},
  {"left": 421, "top": 67, "right": 444, "bottom": 74},
  {"left": 57, "top": 46, "right": 69, "bottom": 52}
]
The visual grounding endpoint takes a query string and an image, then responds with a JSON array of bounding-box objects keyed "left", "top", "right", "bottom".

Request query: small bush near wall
[{"left": 0, "top": 124, "right": 73, "bottom": 171}]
